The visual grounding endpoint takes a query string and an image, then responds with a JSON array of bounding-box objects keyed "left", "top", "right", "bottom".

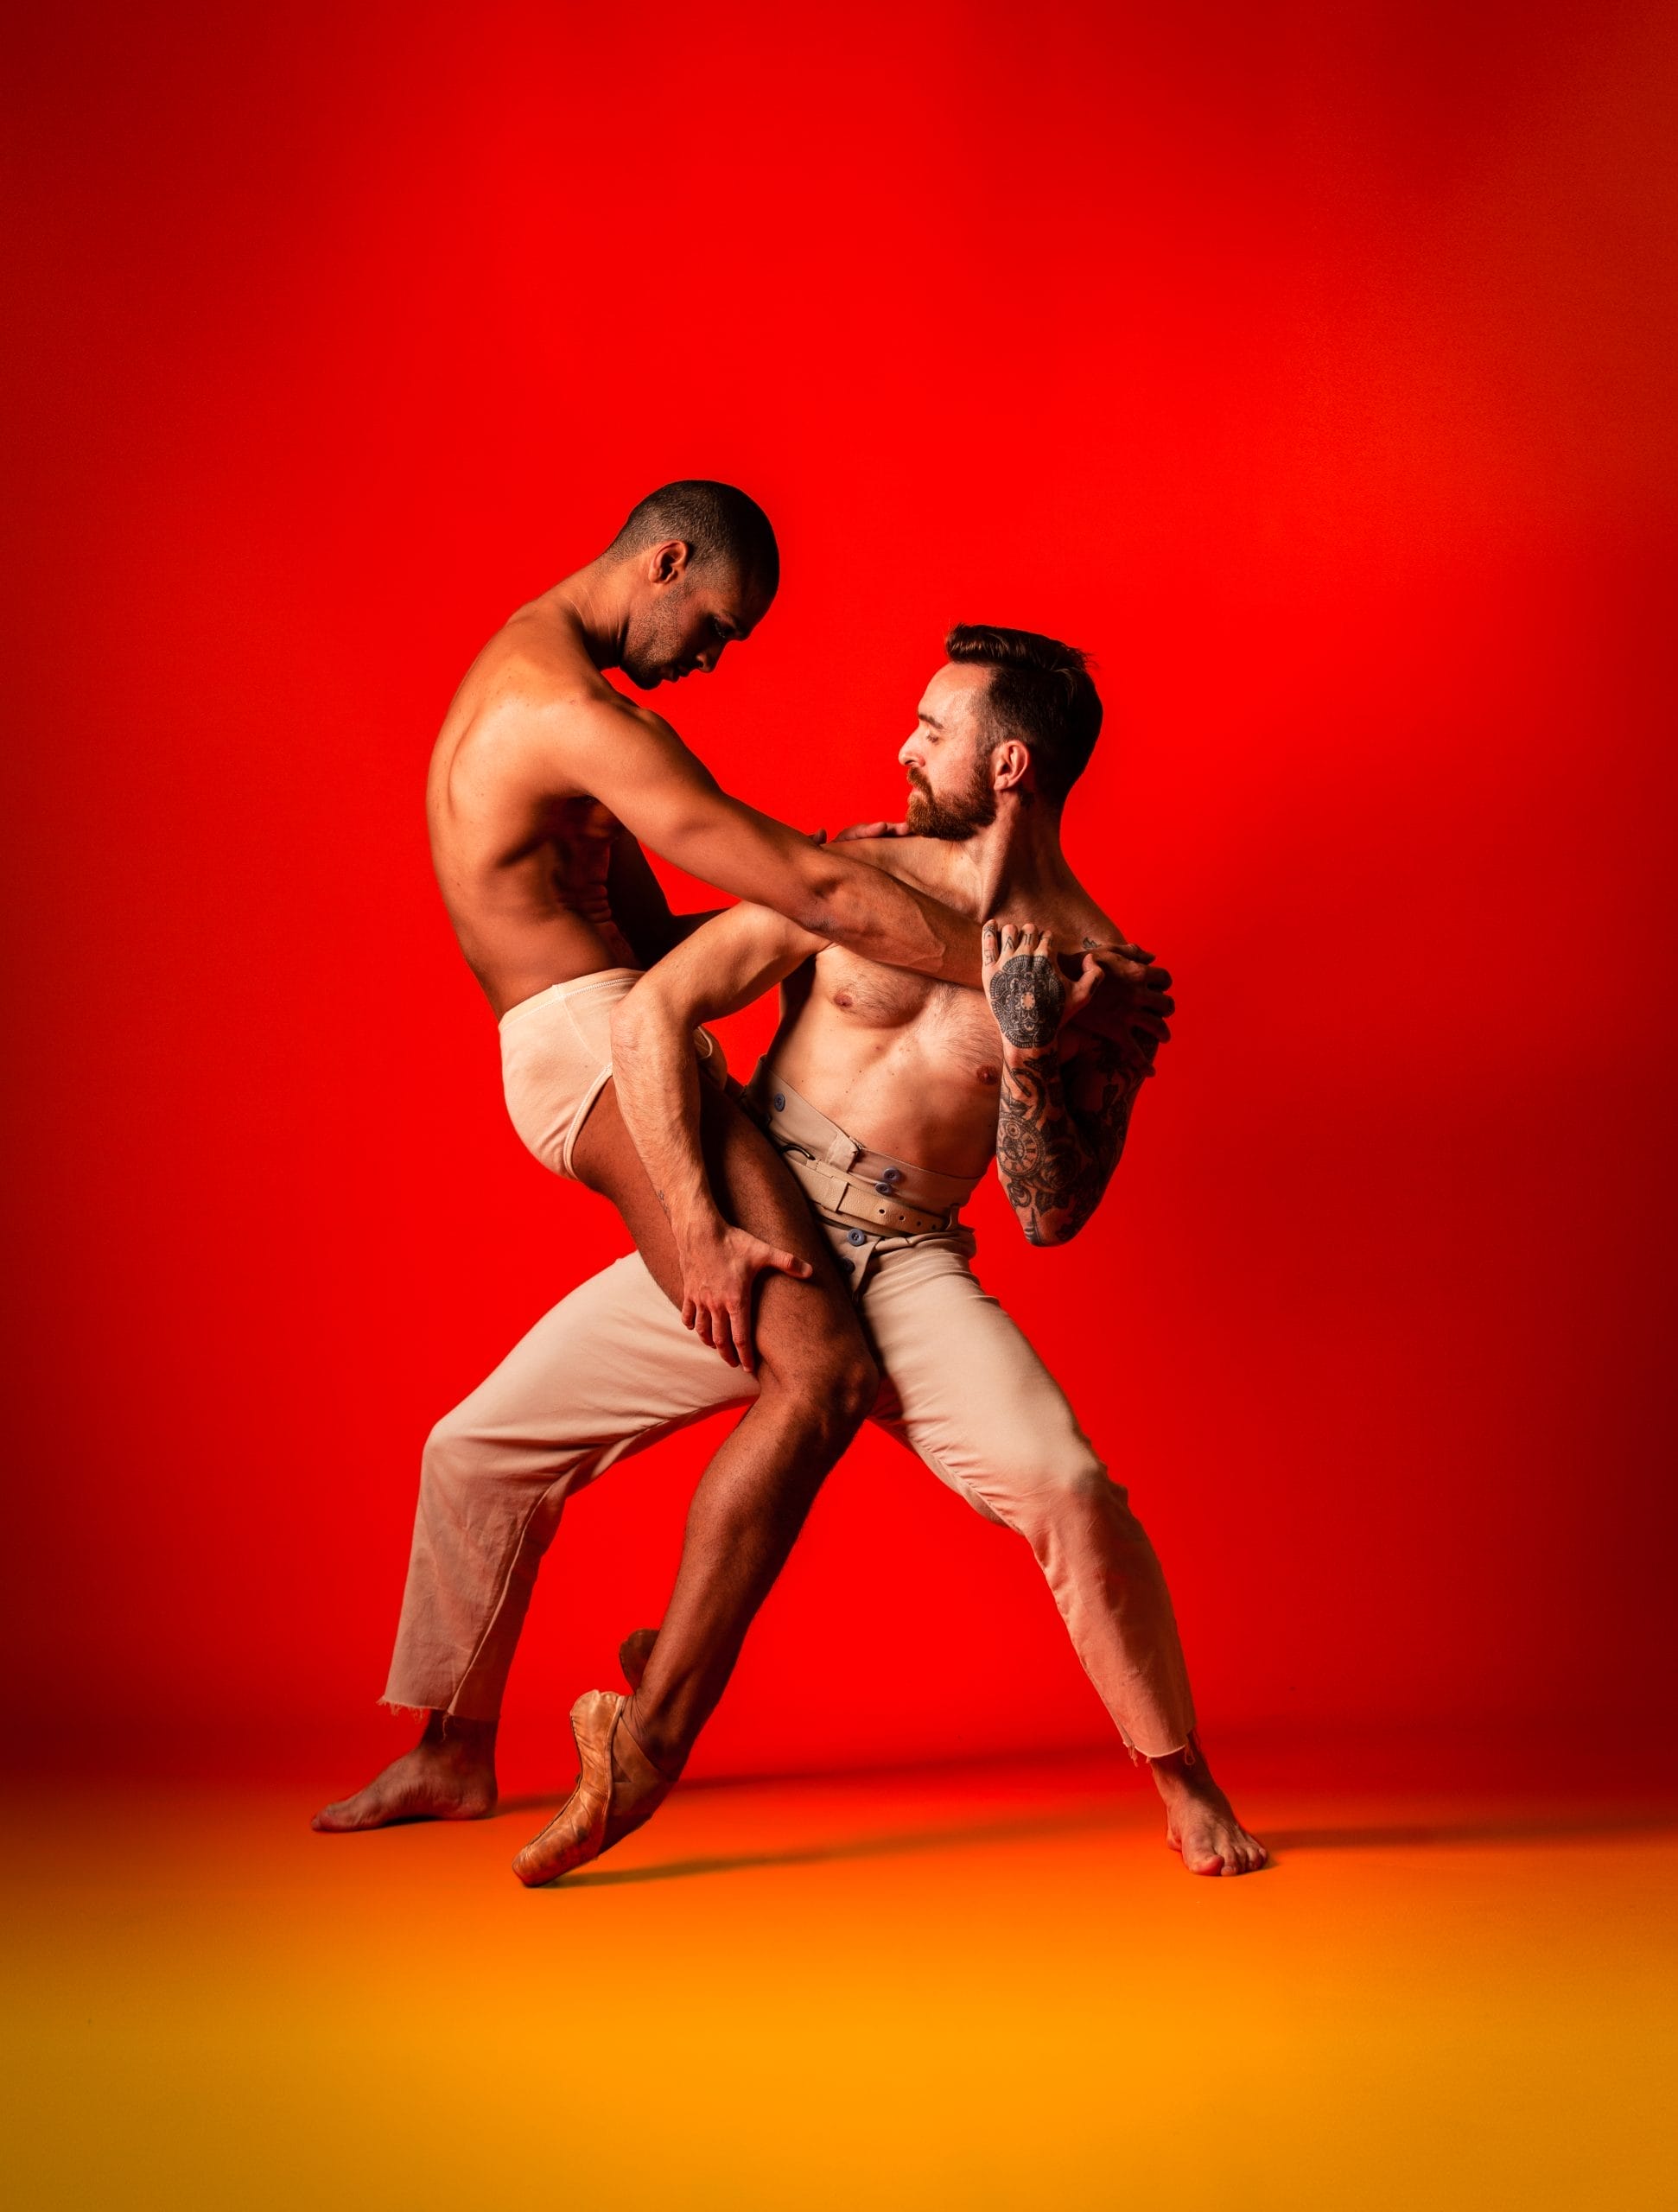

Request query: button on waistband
[
  {"left": 846, "top": 1229, "right": 867, "bottom": 1246},
  {"left": 772, "top": 1092, "right": 786, "bottom": 1110}
]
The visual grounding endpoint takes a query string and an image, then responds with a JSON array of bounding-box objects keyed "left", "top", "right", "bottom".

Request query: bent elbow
[
  {"left": 608, "top": 989, "right": 651, "bottom": 1060},
  {"left": 1021, "top": 1211, "right": 1086, "bottom": 1249},
  {"left": 790, "top": 858, "right": 848, "bottom": 941}
]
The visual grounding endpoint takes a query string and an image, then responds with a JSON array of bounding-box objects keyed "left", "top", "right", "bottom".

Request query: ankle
[
  {"left": 619, "top": 1697, "right": 687, "bottom": 1782},
  {"left": 420, "top": 1712, "right": 499, "bottom": 1763},
  {"left": 1147, "top": 1734, "right": 1211, "bottom": 1790}
]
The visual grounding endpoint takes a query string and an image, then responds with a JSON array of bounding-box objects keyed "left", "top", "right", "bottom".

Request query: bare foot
[
  {"left": 1148, "top": 1738, "right": 1268, "bottom": 1876},
  {"left": 312, "top": 1715, "right": 498, "bottom": 1832}
]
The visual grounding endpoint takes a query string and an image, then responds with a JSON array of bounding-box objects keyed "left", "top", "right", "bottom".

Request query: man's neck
[
  {"left": 944, "top": 798, "right": 1080, "bottom": 918},
  {"left": 543, "top": 560, "right": 627, "bottom": 672}
]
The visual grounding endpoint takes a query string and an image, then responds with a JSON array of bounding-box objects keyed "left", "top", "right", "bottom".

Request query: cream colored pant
[{"left": 385, "top": 1077, "right": 1198, "bottom": 1758}]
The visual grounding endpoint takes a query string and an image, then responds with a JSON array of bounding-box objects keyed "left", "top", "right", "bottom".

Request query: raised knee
[
  {"left": 791, "top": 1343, "right": 878, "bottom": 1442},
  {"left": 831, "top": 1347, "right": 880, "bottom": 1431}
]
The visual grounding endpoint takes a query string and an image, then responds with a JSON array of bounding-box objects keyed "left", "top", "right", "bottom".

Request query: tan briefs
[{"left": 499, "top": 968, "right": 726, "bottom": 1181}]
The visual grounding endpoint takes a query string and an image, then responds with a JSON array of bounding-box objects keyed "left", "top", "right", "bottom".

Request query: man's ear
[
  {"left": 992, "top": 738, "right": 1032, "bottom": 794},
  {"left": 646, "top": 538, "right": 692, "bottom": 587}
]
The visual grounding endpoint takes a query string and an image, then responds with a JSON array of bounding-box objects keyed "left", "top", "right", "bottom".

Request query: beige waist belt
[
  {"left": 746, "top": 1061, "right": 977, "bottom": 1239},
  {"left": 779, "top": 1153, "right": 954, "bottom": 1236}
]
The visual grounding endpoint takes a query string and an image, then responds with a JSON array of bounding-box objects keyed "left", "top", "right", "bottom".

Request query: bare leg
[{"left": 567, "top": 1077, "right": 874, "bottom": 1774}]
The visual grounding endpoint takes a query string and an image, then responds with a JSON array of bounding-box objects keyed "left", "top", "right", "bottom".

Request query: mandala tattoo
[
  {"left": 994, "top": 1029, "right": 1141, "bottom": 1246},
  {"left": 987, "top": 954, "right": 1065, "bottom": 1051}
]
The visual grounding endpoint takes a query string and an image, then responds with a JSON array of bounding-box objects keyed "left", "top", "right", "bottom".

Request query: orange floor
[{"left": 6, "top": 1749, "right": 1675, "bottom": 2209}]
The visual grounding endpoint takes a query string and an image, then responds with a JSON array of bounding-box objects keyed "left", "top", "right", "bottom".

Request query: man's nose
[
  {"left": 697, "top": 642, "right": 725, "bottom": 674},
  {"left": 898, "top": 733, "right": 921, "bottom": 766}
]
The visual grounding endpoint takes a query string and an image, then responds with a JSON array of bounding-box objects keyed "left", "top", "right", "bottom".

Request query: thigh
[
  {"left": 863, "top": 1240, "right": 1095, "bottom": 1507},
  {"left": 570, "top": 1077, "right": 869, "bottom": 1386},
  {"left": 448, "top": 1250, "right": 749, "bottom": 1455}
]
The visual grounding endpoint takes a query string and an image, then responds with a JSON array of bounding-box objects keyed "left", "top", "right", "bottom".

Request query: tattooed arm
[{"left": 983, "top": 920, "right": 1157, "bottom": 1247}]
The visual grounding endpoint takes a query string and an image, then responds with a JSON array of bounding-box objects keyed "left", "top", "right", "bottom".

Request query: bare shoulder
[
  {"left": 836, "top": 834, "right": 974, "bottom": 909},
  {"left": 441, "top": 609, "right": 676, "bottom": 798},
  {"left": 1050, "top": 870, "right": 1126, "bottom": 953}
]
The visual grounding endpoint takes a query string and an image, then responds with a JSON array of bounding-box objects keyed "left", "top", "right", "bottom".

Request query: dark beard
[{"left": 905, "top": 751, "right": 997, "bottom": 842}]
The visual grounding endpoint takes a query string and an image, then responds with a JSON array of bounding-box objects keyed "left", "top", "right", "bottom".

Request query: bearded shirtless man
[
  {"left": 315, "top": 484, "right": 998, "bottom": 1860},
  {"left": 398, "top": 625, "right": 1262, "bottom": 1882}
]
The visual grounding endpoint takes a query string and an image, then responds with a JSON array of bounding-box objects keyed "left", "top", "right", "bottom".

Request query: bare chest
[{"left": 815, "top": 950, "right": 1002, "bottom": 1071}]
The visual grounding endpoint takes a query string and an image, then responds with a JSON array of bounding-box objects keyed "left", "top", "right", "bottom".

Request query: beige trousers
[{"left": 384, "top": 1069, "right": 1198, "bottom": 1758}]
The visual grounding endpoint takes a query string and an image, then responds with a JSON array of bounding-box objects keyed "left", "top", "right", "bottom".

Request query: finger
[
  {"left": 682, "top": 1298, "right": 696, "bottom": 1331},
  {"left": 728, "top": 1305, "right": 754, "bottom": 1374},
  {"left": 1144, "top": 966, "right": 1173, "bottom": 995},
  {"left": 809, "top": 828, "right": 829, "bottom": 844},
  {"left": 1092, "top": 949, "right": 1148, "bottom": 983},
  {"left": 769, "top": 1249, "right": 813, "bottom": 1278},
  {"left": 1000, "top": 922, "right": 1020, "bottom": 957},
  {"left": 714, "top": 1308, "right": 741, "bottom": 1369},
  {"left": 1065, "top": 954, "right": 1102, "bottom": 1018},
  {"left": 695, "top": 1306, "right": 715, "bottom": 1349}
]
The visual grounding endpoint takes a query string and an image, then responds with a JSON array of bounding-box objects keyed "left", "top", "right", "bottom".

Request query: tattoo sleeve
[{"left": 995, "top": 1032, "right": 1142, "bottom": 1245}]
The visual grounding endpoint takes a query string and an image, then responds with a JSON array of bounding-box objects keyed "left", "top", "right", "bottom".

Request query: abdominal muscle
[{"left": 769, "top": 1009, "right": 1003, "bottom": 1179}]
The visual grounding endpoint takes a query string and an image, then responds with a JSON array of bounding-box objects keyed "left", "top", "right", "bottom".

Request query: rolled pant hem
[{"left": 377, "top": 1691, "right": 502, "bottom": 1726}]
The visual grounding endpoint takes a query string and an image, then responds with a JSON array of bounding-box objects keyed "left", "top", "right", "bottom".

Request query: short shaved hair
[
  {"left": 945, "top": 623, "right": 1103, "bottom": 805},
  {"left": 606, "top": 480, "right": 779, "bottom": 595}
]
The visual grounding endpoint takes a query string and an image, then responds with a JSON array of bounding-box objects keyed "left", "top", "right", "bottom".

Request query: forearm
[
  {"left": 811, "top": 857, "right": 982, "bottom": 987},
  {"left": 609, "top": 985, "right": 724, "bottom": 1241},
  {"left": 665, "top": 906, "right": 724, "bottom": 948},
  {"left": 608, "top": 904, "right": 821, "bottom": 1238},
  {"left": 995, "top": 1043, "right": 1140, "bottom": 1247}
]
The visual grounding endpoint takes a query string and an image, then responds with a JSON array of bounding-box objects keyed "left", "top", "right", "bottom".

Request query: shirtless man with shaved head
[{"left": 315, "top": 483, "right": 1033, "bottom": 1866}]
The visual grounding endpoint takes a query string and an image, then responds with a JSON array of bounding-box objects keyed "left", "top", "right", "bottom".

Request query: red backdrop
[{"left": 6, "top": 2, "right": 1675, "bottom": 1784}]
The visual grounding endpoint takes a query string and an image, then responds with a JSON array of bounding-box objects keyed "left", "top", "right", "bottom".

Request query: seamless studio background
[{"left": 5, "top": 1, "right": 1675, "bottom": 1790}]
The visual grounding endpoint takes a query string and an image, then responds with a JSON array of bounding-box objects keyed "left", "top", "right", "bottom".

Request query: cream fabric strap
[{"left": 780, "top": 1154, "right": 954, "bottom": 1236}]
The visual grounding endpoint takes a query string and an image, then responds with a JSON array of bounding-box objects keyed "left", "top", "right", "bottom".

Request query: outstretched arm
[
  {"left": 566, "top": 697, "right": 981, "bottom": 985},
  {"left": 609, "top": 904, "right": 826, "bottom": 1369},
  {"left": 985, "top": 922, "right": 1165, "bottom": 1246}
]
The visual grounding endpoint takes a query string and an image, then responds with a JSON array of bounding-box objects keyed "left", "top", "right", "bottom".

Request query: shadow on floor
[
  {"left": 542, "top": 1804, "right": 1132, "bottom": 1890},
  {"left": 531, "top": 1805, "right": 1678, "bottom": 1890}
]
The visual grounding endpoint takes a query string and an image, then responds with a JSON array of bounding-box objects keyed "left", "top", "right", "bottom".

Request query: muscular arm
[
  {"left": 609, "top": 903, "right": 823, "bottom": 1245},
  {"left": 565, "top": 697, "right": 980, "bottom": 985},
  {"left": 982, "top": 922, "right": 1150, "bottom": 1247},
  {"left": 995, "top": 1033, "right": 1145, "bottom": 1247},
  {"left": 604, "top": 830, "right": 721, "bottom": 963}
]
